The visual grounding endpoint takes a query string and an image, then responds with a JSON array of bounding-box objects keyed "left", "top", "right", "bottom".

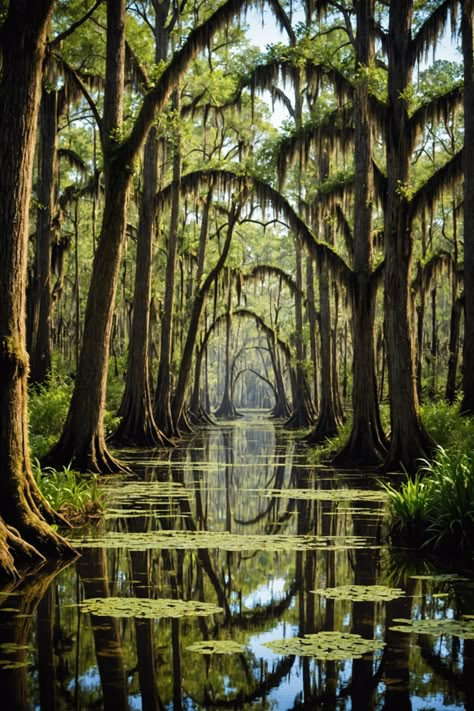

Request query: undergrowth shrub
[{"left": 28, "top": 375, "right": 73, "bottom": 459}]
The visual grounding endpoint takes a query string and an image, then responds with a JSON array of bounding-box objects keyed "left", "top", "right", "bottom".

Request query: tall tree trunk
[
  {"left": 382, "top": 0, "right": 433, "bottom": 471},
  {"left": 333, "top": 0, "right": 387, "bottom": 467},
  {"left": 285, "top": 235, "right": 316, "bottom": 428},
  {"left": 306, "top": 254, "right": 319, "bottom": 409},
  {"left": 44, "top": 0, "right": 249, "bottom": 473},
  {"left": 29, "top": 87, "right": 58, "bottom": 384},
  {"left": 113, "top": 126, "right": 171, "bottom": 447},
  {"left": 155, "top": 90, "right": 181, "bottom": 438},
  {"left": 44, "top": 0, "right": 129, "bottom": 472},
  {"left": 462, "top": 0, "right": 474, "bottom": 414},
  {"left": 446, "top": 195, "right": 461, "bottom": 403},
  {"left": 215, "top": 274, "right": 241, "bottom": 418},
  {"left": 307, "top": 251, "right": 341, "bottom": 444},
  {"left": 172, "top": 199, "right": 237, "bottom": 426},
  {"left": 0, "top": 0, "right": 76, "bottom": 577}
]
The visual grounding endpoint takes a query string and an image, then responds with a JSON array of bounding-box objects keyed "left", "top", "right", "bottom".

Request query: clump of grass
[
  {"left": 381, "top": 472, "right": 430, "bottom": 540},
  {"left": 33, "top": 460, "right": 106, "bottom": 524},
  {"left": 422, "top": 448, "right": 474, "bottom": 552},
  {"left": 383, "top": 446, "right": 474, "bottom": 554}
]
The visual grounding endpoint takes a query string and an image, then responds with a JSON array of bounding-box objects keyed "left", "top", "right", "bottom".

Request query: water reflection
[{"left": 0, "top": 413, "right": 473, "bottom": 709}]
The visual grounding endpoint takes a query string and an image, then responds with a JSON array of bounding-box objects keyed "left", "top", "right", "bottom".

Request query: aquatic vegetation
[
  {"left": 381, "top": 472, "right": 430, "bottom": 539},
  {"left": 81, "top": 596, "right": 223, "bottom": 618},
  {"left": 262, "top": 487, "right": 386, "bottom": 502},
  {"left": 33, "top": 459, "right": 106, "bottom": 522},
  {"left": 422, "top": 447, "right": 474, "bottom": 552},
  {"left": 264, "top": 631, "right": 385, "bottom": 659},
  {"left": 312, "top": 584, "right": 405, "bottom": 602},
  {"left": 389, "top": 617, "right": 474, "bottom": 639},
  {"left": 186, "top": 640, "right": 245, "bottom": 654},
  {"left": 383, "top": 446, "right": 474, "bottom": 552},
  {"left": 75, "top": 529, "right": 375, "bottom": 552}
]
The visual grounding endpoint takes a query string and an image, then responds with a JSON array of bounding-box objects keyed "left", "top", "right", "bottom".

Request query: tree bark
[
  {"left": 307, "top": 251, "right": 341, "bottom": 444},
  {"left": 29, "top": 87, "right": 59, "bottom": 384},
  {"left": 333, "top": 0, "right": 387, "bottom": 467},
  {"left": 45, "top": 0, "right": 250, "bottom": 472},
  {"left": 215, "top": 275, "right": 242, "bottom": 418},
  {"left": 113, "top": 127, "right": 171, "bottom": 447},
  {"left": 172, "top": 199, "right": 237, "bottom": 426},
  {"left": 155, "top": 90, "right": 181, "bottom": 438},
  {"left": 462, "top": 0, "right": 474, "bottom": 414},
  {"left": 285, "top": 235, "right": 316, "bottom": 428},
  {"left": 0, "top": 0, "right": 76, "bottom": 578},
  {"left": 44, "top": 0, "right": 129, "bottom": 472},
  {"left": 382, "top": 0, "right": 433, "bottom": 471}
]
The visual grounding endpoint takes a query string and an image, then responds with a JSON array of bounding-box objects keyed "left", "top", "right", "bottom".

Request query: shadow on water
[{"left": 1, "top": 411, "right": 474, "bottom": 709}]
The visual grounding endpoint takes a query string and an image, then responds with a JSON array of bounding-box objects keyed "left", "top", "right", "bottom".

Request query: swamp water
[{"left": 1, "top": 412, "right": 474, "bottom": 710}]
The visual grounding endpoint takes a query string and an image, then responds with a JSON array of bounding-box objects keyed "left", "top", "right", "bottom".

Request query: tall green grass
[
  {"left": 33, "top": 459, "right": 106, "bottom": 523},
  {"left": 383, "top": 446, "right": 474, "bottom": 554}
]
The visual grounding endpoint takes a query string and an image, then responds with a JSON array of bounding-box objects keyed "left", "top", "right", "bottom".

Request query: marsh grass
[
  {"left": 33, "top": 460, "right": 106, "bottom": 524},
  {"left": 383, "top": 446, "right": 474, "bottom": 553}
]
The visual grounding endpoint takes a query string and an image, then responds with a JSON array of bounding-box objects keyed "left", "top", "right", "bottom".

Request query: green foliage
[
  {"left": 28, "top": 376, "right": 73, "bottom": 459},
  {"left": 33, "top": 459, "right": 105, "bottom": 522},
  {"left": 422, "top": 400, "right": 474, "bottom": 452},
  {"left": 382, "top": 472, "right": 430, "bottom": 539},
  {"left": 422, "top": 448, "right": 474, "bottom": 552},
  {"left": 383, "top": 446, "right": 474, "bottom": 554}
]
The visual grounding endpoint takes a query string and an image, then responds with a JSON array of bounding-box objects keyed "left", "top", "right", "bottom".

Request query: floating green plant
[
  {"left": 75, "top": 530, "right": 374, "bottom": 552},
  {"left": 264, "top": 632, "right": 385, "bottom": 660},
  {"left": 312, "top": 585, "right": 406, "bottom": 602},
  {"left": 186, "top": 640, "right": 245, "bottom": 655},
  {"left": 108, "top": 481, "right": 192, "bottom": 502},
  {"left": 80, "top": 596, "right": 223, "bottom": 619},
  {"left": 261, "top": 488, "right": 386, "bottom": 502},
  {"left": 389, "top": 617, "right": 474, "bottom": 638}
]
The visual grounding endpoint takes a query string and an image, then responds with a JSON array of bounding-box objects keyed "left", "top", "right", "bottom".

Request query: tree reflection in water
[{"left": 0, "top": 413, "right": 472, "bottom": 709}]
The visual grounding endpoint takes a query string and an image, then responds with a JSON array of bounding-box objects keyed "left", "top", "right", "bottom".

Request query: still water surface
[{"left": 1, "top": 413, "right": 473, "bottom": 709}]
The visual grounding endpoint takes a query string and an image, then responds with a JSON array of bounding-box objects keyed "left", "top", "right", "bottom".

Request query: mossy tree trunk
[
  {"left": 113, "top": 126, "right": 171, "bottom": 447},
  {"left": 45, "top": 0, "right": 250, "bottom": 473},
  {"left": 462, "top": 0, "right": 474, "bottom": 414},
  {"left": 172, "top": 197, "right": 237, "bottom": 426},
  {"left": 29, "top": 87, "right": 58, "bottom": 385},
  {"left": 333, "top": 0, "right": 387, "bottom": 467},
  {"left": 382, "top": 0, "right": 433, "bottom": 471},
  {"left": 0, "top": 0, "right": 76, "bottom": 579},
  {"left": 44, "top": 0, "right": 128, "bottom": 472},
  {"left": 307, "top": 250, "right": 342, "bottom": 444},
  {"left": 155, "top": 90, "right": 181, "bottom": 439},
  {"left": 285, "top": 234, "right": 316, "bottom": 428}
]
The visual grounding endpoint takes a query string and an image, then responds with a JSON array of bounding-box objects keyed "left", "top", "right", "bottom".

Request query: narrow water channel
[{"left": 0, "top": 412, "right": 473, "bottom": 709}]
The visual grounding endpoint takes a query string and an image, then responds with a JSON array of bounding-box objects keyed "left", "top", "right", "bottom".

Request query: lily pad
[
  {"left": 80, "top": 596, "right": 222, "bottom": 619},
  {"left": 264, "top": 631, "right": 385, "bottom": 659},
  {"left": 186, "top": 640, "right": 245, "bottom": 655},
  {"left": 75, "top": 530, "right": 374, "bottom": 552},
  {"left": 389, "top": 618, "right": 474, "bottom": 639},
  {"left": 312, "top": 585, "right": 405, "bottom": 602}
]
